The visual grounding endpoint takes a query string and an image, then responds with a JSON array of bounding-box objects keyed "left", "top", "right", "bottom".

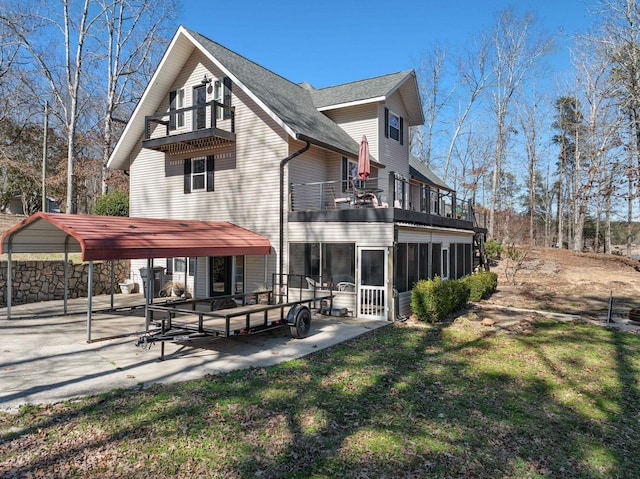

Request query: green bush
[
  {"left": 94, "top": 190, "right": 129, "bottom": 217},
  {"left": 460, "top": 271, "right": 498, "bottom": 301},
  {"left": 411, "top": 276, "right": 470, "bottom": 323},
  {"left": 484, "top": 238, "right": 503, "bottom": 263}
]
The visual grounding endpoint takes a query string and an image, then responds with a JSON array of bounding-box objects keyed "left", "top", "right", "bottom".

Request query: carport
[{"left": 1, "top": 212, "right": 272, "bottom": 340}]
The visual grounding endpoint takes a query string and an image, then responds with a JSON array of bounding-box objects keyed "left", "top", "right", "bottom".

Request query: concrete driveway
[{"left": 0, "top": 295, "right": 388, "bottom": 412}]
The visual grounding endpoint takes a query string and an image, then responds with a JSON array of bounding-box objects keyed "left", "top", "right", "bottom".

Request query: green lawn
[{"left": 1, "top": 318, "right": 639, "bottom": 478}]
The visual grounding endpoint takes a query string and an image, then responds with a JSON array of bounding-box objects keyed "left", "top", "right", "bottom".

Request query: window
[
  {"left": 214, "top": 77, "right": 232, "bottom": 120},
  {"left": 289, "top": 242, "right": 355, "bottom": 287},
  {"left": 432, "top": 243, "right": 442, "bottom": 278},
  {"left": 389, "top": 112, "right": 400, "bottom": 141},
  {"left": 166, "top": 257, "right": 195, "bottom": 276},
  {"left": 395, "top": 243, "right": 407, "bottom": 292},
  {"left": 191, "top": 157, "right": 206, "bottom": 191},
  {"left": 442, "top": 248, "right": 449, "bottom": 279},
  {"left": 234, "top": 256, "right": 244, "bottom": 294},
  {"left": 184, "top": 156, "right": 214, "bottom": 193},
  {"left": 193, "top": 84, "right": 207, "bottom": 129},
  {"left": 394, "top": 243, "right": 421, "bottom": 293},
  {"left": 214, "top": 80, "right": 223, "bottom": 120},
  {"left": 169, "top": 88, "right": 184, "bottom": 130},
  {"left": 384, "top": 107, "right": 404, "bottom": 144},
  {"left": 419, "top": 243, "right": 430, "bottom": 279},
  {"left": 341, "top": 157, "right": 362, "bottom": 192}
]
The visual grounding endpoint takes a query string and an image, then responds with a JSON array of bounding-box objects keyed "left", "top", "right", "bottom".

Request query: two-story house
[{"left": 107, "top": 26, "right": 483, "bottom": 321}]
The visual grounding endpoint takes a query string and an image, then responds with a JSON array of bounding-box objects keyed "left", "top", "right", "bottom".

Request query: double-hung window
[
  {"left": 384, "top": 107, "right": 403, "bottom": 144},
  {"left": 184, "top": 156, "right": 214, "bottom": 194},
  {"left": 169, "top": 88, "right": 185, "bottom": 130},
  {"left": 191, "top": 157, "right": 206, "bottom": 191},
  {"left": 388, "top": 111, "right": 400, "bottom": 141}
]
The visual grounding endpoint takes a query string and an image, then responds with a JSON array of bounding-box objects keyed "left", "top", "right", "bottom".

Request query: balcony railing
[
  {"left": 142, "top": 101, "right": 236, "bottom": 154},
  {"left": 289, "top": 172, "right": 484, "bottom": 229}
]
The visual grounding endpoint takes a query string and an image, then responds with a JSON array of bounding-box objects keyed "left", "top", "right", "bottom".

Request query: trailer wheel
[{"left": 289, "top": 306, "right": 311, "bottom": 339}]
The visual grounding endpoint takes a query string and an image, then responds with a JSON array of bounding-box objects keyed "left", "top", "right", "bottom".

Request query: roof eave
[{"left": 316, "top": 96, "right": 386, "bottom": 112}]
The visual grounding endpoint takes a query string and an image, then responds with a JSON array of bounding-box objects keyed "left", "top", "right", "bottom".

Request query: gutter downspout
[{"left": 279, "top": 141, "right": 310, "bottom": 287}]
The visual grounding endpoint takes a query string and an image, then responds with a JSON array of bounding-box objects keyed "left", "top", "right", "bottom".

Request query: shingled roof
[
  {"left": 409, "top": 156, "right": 452, "bottom": 191},
  {"left": 308, "top": 71, "right": 412, "bottom": 109},
  {"left": 108, "top": 26, "right": 422, "bottom": 170},
  {"left": 185, "top": 28, "right": 364, "bottom": 159}
]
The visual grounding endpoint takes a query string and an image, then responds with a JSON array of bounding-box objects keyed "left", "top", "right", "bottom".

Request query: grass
[{"left": 1, "top": 318, "right": 639, "bottom": 478}]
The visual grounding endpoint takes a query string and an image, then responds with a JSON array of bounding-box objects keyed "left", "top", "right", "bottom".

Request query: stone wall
[{"left": 0, "top": 260, "right": 130, "bottom": 306}]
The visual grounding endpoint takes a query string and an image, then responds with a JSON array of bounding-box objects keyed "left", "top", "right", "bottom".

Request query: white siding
[
  {"left": 288, "top": 222, "right": 394, "bottom": 246},
  {"left": 397, "top": 227, "right": 473, "bottom": 245}
]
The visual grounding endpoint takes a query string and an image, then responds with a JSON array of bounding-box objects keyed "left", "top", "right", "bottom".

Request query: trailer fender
[{"left": 287, "top": 304, "right": 312, "bottom": 339}]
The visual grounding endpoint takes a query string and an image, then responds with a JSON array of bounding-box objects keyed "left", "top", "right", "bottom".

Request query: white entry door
[{"left": 357, "top": 247, "right": 388, "bottom": 320}]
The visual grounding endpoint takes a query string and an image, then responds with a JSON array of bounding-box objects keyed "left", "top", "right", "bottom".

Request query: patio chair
[
  {"left": 306, "top": 277, "right": 329, "bottom": 289},
  {"left": 336, "top": 281, "right": 355, "bottom": 292}
]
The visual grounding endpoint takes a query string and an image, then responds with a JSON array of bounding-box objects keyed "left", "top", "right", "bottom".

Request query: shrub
[
  {"left": 411, "top": 276, "right": 470, "bottom": 323},
  {"left": 484, "top": 238, "right": 503, "bottom": 263},
  {"left": 461, "top": 271, "right": 498, "bottom": 301},
  {"left": 95, "top": 190, "right": 129, "bottom": 216}
]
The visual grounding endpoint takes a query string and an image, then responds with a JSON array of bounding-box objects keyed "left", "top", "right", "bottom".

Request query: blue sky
[{"left": 178, "top": 0, "right": 595, "bottom": 88}]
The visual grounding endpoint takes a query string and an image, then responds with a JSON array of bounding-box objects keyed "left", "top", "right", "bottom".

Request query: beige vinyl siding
[
  {"left": 129, "top": 49, "right": 288, "bottom": 296},
  {"left": 380, "top": 91, "right": 410, "bottom": 179},
  {"left": 288, "top": 143, "right": 330, "bottom": 186},
  {"left": 323, "top": 103, "right": 379, "bottom": 162}
]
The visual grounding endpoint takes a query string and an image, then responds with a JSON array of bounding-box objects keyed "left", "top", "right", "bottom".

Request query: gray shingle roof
[
  {"left": 187, "top": 28, "right": 365, "bottom": 159},
  {"left": 409, "top": 155, "right": 452, "bottom": 190},
  {"left": 308, "top": 71, "right": 414, "bottom": 109}
]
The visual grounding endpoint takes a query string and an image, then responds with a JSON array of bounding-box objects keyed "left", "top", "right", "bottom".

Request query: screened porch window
[{"left": 289, "top": 242, "right": 355, "bottom": 287}]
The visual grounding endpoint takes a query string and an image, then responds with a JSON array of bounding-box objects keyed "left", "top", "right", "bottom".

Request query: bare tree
[
  {"left": 596, "top": 0, "right": 640, "bottom": 255},
  {"left": 442, "top": 34, "right": 492, "bottom": 183},
  {"left": 571, "top": 31, "right": 621, "bottom": 252},
  {"left": 97, "top": 0, "right": 175, "bottom": 195},
  {"left": 516, "top": 93, "right": 546, "bottom": 245},
  {"left": 414, "top": 44, "right": 451, "bottom": 167},
  {"left": 487, "top": 8, "right": 554, "bottom": 237},
  {"left": 1, "top": 0, "right": 176, "bottom": 212},
  {"left": 1, "top": 1, "right": 110, "bottom": 213}
]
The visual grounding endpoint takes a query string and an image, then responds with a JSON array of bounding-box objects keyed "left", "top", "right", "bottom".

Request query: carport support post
[
  {"left": 110, "top": 260, "right": 115, "bottom": 311},
  {"left": 6, "top": 248, "right": 11, "bottom": 320},
  {"left": 86, "top": 260, "right": 94, "bottom": 342},
  {"left": 64, "top": 238, "right": 69, "bottom": 315},
  {"left": 144, "top": 258, "right": 152, "bottom": 331}
]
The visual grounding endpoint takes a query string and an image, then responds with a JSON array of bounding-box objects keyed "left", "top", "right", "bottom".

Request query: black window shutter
[
  {"left": 169, "top": 91, "right": 176, "bottom": 130},
  {"left": 400, "top": 116, "right": 404, "bottom": 145},
  {"left": 384, "top": 107, "right": 389, "bottom": 138},
  {"left": 184, "top": 159, "right": 191, "bottom": 194},
  {"left": 341, "top": 157, "right": 348, "bottom": 192},
  {"left": 206, "top": 155, "right": 215, "bottom": 192},
  {"left": 223, "top": 77, "right": 232, "bottom": 120}
]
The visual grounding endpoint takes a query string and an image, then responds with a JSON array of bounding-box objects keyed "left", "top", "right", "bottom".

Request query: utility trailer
[{"left": 135, "top": 274, "right": 334, "bottom": 360}]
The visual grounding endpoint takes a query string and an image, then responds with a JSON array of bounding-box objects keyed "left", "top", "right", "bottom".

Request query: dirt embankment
[{"left": 485, "top": 247, "right": 640, "bottom": 319}]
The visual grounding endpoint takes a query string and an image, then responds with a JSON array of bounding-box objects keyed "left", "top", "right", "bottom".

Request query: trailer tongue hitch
[{"left": 135, "top": 335, "right": 154, "bottom": 349}]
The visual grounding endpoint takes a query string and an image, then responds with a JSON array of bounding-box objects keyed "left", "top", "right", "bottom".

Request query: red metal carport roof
[{"left": 1, "top": 212, "right": 272, "bottom": 261}]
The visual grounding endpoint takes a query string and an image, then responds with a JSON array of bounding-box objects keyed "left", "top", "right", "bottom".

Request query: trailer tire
[{"left": 289, "top": 306, "right": 312, "bottom": 339}]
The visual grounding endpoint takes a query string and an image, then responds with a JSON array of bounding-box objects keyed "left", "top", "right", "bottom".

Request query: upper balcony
[
  {"left": 142, "top": 101, "right": 236, "bottom": 155},
  {"left": 289, "top": 173, "right": 486, "bottom": 232}
]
